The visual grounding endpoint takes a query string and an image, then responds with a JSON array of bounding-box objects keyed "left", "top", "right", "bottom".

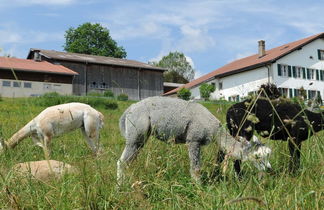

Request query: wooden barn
[
  {"left": 27, "top": 49, "right": 166, "bottom": 100},
  {"left": 0, "top": 56, "right": 78, "bottom": 98}
]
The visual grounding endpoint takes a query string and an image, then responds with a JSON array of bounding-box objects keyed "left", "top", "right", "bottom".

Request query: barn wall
[{"left": 45, "top": 58, "right": 164, "bottom": 100}]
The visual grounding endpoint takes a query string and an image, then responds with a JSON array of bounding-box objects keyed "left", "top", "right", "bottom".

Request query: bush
[
  {"left": 105, "top": 101, "right": 118, "bottom": 110},
  {"left": 199, "top": 83, "right": 215, "bottom": 101},
  {"left": 177, "top": 87, "right": 191, "bottom": 101},
  {"left": 29, "top": 92, "right": 118, "bottom": 109},
  {"left": 103, "top": 90, "right": 114, "bottom": 98},
  {"left": 117, "top": 93, "right": 128, "bottom": 101},
  {"left": 0, "top": 94, "right": 2, "bottom": 102}
]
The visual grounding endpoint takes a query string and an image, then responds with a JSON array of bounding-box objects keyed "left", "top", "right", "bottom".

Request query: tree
[
  {"left": 63, "top": 22, "right": 126, "bottom": 58},
  {"left": 153, "top": 51, "right": 195, "bottom": 83},
  {"left": 177, "top": 87, "right": 191, "bottom": 101},
  {"left": 199, "top": 83, "right": 215, "bottom": 100}
]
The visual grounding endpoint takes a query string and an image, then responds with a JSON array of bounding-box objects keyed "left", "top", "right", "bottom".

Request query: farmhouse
[
  {"left": 164, "top": 32, "right": 324, "bottom": 102},
  {"left": 0, "top": 57, "right": 78, "bottom": 97},
  {"left": 27, "top": 49, "right": 166, "bottom": 100}
]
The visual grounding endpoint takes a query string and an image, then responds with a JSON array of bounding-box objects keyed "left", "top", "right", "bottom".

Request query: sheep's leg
[
  {"left": 117, "top": 142, "right": 144, "bottom": 185},
  {"left": 188, "top": 141, "right": 201, "bottom": 183},
  {"left": 288, "top": 139, "right": 301, "bottom": 173}
]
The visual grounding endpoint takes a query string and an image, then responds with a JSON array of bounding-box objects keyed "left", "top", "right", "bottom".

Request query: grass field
[{"left": 0, "top": 97, "right": 323, "bottom": 209}]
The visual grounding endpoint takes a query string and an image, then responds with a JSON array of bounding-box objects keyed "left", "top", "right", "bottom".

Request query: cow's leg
[{"left": 188, "top": 141, "right": 202, "bottom": 183}]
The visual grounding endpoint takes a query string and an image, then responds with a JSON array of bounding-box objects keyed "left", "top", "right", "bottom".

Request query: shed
[{"left": 0, "top": 56, "right": 78, "bottom": 97}]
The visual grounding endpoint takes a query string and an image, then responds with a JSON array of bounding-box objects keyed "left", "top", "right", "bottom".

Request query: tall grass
[{"left": 0, "top": 97, "right": 322, "bottom": 209}]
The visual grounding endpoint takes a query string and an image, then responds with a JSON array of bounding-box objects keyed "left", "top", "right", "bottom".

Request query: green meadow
[{"left": 0, "top": 97, "right": 322, "bottom": 209}]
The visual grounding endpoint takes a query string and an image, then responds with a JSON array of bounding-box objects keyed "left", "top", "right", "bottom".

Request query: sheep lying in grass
[
  {"left": 226, "top": 87, "right": 324, "bottom": 173},
  {"left": 117, "top": 96, "right": 272, "bottom": 184},
  {"left": 0, "top": 102, "right": 104, "bottom": 156}
]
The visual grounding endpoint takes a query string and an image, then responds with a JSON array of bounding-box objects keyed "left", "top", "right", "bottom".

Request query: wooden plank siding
[
  {"left": 0, "top": 69, "right": 73, "bottom": 84},
  {"left": 49, "top": 60, "right": 163, "bottom": 100}
]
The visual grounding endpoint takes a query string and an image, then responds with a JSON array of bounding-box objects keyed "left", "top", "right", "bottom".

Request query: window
[
  {"left": 295, "top": 66, "right": 304, "bottom": 78},
  {"left": 43, "top": 83, "right": 52, "bottom": 90},
  {"left": 24, "top": 82, "right": 32, "bottom": 88},
  {"left": 278, "top": 88, "right": 288, "bottom": 97},
  {"left": 320, "top": 70, "right": 324, "bottom": 81},
  {"left": 278, "top": 64, "right": 290, "bottom": 77},
  {"left": 53, "top": 84, "right": 61, "bottom": 90},
  {"left": 13, "top": 81, "right": 21, "bottom": 87},
  {"left": 306, "top": 68, "right": 315, "bottom": 80},
  {"left": 2, "top": 81, "right": 11, "bottom": 87},
  {"left": 317, "top": 49, "right": 324, "bottom": 60},
  {"left": 219, "top": 82, "right": 223, "bottom": 90},
  {"left": 308, "top": 90, "right": 317, "bottom": 99}
]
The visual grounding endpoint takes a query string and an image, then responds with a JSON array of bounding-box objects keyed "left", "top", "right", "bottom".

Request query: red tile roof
[
  {"left": 0, "top": 57, "right": 78, "bottom": 75},
  {"left": 164, "top": 32, "right": 324, "bottom": 95}
]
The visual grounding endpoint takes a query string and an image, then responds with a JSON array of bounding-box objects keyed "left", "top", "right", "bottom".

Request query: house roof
[
  {"left": 0, "top": 57, "right": 78, "bottom": 75},
  {"left": 27, "top": 49, "right": 167, "bottom": 72},
  {"left": 164, "top": 32, "right": 324, "bottom": 96}
]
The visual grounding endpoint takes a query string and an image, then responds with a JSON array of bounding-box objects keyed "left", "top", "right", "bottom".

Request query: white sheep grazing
[
  {"left": 0, "top": 102, "right": 104, "bottom": 155},
  {"left": 117, "top": 96, "right": 272, "bottom": 184}
]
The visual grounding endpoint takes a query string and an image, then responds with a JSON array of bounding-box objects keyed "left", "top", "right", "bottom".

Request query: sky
[{"left": 0, "top": 0, "right": 324, "bottom": 79}]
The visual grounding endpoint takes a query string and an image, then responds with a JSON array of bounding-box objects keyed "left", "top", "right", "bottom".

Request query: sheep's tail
[{"left": 6, "top": 120, "right": 35, "bottom": 149}]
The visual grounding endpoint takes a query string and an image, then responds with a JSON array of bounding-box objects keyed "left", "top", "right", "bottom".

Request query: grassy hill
[{"left": 0, "top": 97, "right": 322, "bottom": 209}]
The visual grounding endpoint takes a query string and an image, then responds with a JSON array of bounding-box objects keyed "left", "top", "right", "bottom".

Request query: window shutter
[
  {"left": 292, "top": 66, "right": 296, "bottom": 78},
  {"left": 302, "top": 68, "right": 306, "bottom": 79},
  {"left": 306, "top": 68, "right": 310, "bottom": 79},
  {"left": 277, "top": 64, "right": 282, "bottom": 76},
  {"left": 294, "top": 89, "right": 297, "bottom": 97},
  {"left": 316, "top": 69, "right": 320, "bottom": 80},
  {"left": 321, "top": 70, "right": 324, "bottom": 81},
  {"left": 288, "top": 66, "right": 292, "bottom": 77},
  {"left": 307, "top": 90, "right": 311, "bottom": 99},
  {"left": 289, "top": 88, "right": 293, "bottom": 98},
  {"left": 318, "top": 49, "right": 321, "bottom": 60}
]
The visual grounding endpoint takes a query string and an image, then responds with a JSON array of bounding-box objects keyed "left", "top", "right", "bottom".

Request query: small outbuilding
[
  {"left": 0, "top": 56, "right": 78, "bottom": 98},
  {"left": 27, "top": 49, "right": 166, "bottom": 100}
]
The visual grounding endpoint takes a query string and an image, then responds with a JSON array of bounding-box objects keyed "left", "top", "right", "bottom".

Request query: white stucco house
[{"left": 164, "top": 32, "right": 324, "bottom": 102}]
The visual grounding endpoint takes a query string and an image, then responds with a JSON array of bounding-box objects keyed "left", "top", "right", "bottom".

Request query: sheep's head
[{"left": 240, "top": 136, "right": 272, "bottom": 171}]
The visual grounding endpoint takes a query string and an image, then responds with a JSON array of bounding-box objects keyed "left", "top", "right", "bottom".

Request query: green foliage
[
  {"left": 103, "top": 90, "right": 114, "bottom": 98},
  {"left": 63, "top": 22, "right": 127, "bottom": 58},
  {"left": 30, "top": 92, "right": 118, "bottom": 110},
  {"left": 163, "top": 71, "right": 189, "bottom": 83},
  {"left": 199, "top": 83, "right": 216, "bottom": 101},
  {"left": 153, "top": 51, "right": 195, "bottom": 83},
  {"left": 117, "top": 93, "right": 128, "bottom": 101},
  {"left": 87, "top": 91, "right": 103, "bottom": 97},
  {"left": 0, "top": 94, "right": 2, "bottom": 102},
  {"left": 177, "top": 87, "right": 191, "bottom": 100}
]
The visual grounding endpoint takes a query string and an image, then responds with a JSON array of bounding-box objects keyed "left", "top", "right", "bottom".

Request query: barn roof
[
  {"left": 27, "top": 49, "right": 166, "bottom": 72},
  {"left": 0, "top": 57, "right": 78, "bottom": 75},
  {"left": 164, "top": 32, "right": 324, "bottom": 96}
]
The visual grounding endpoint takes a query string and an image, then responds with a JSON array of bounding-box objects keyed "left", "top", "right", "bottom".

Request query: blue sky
[{"left": 0, "top": 0, "right": 323, "bottom": 78}]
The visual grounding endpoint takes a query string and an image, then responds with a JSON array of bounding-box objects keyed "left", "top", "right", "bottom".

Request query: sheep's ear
[{"left": 0, "top": 137, "right": 6, "bottom": 151}]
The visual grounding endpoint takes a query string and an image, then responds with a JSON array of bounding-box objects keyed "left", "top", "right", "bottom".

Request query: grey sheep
[{"left": 117, "top": 97, "right": 272, "bottom": 184}]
